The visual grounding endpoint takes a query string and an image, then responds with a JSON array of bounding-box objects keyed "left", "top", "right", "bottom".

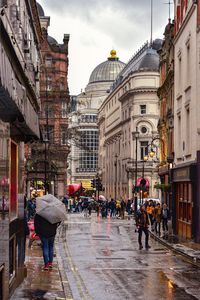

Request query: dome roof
[
  {"left": 47, "top": 35, "right": 58, "bottom": 45},
  {"left": 89, "top": 50, "right": 125, "bottom": 84},
  {"left": 36, "top": 2, "right": 45, "bottom": 17},
  {"left": 137, "top": 48, "right": 159, "bottom": 71}
]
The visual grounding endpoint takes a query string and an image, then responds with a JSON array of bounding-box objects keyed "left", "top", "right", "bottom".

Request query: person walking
[
  {"left": 136, "top": 205, "right": 151, "bottom": 250},
  {"left": 110, "top": 198, "right": 116, "bottom": 218},
  {"left": 162, "top": 203, "right": 170, "bottom": 235},
  {"left": 34, "top": 214, "right": 60, "bottom": 270},
  {"left": 120, "top": 198, "right": 126, "bottom": 219},
  {"left": 153, "top": 203, "right": 162, "bottom": 236},
  {"left": 146, "top": 201, "right": 155, "bottom": 231}
]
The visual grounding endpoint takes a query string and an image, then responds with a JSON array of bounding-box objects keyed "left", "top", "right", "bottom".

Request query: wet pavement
[
  {"left": 57, "top": 213, "right": 200, "bottom": 300},
  {"left": 11, "top": 213, "right": 200, "bottom": 300},
  {"left": 11, "top": 238, "right": 72, "bottom": 300}
]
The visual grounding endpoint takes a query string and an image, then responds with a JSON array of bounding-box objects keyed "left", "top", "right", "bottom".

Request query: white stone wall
[
  {"left": 174, "top": 6, "right": 198, "bottom": 165},
  {"left": 99, "top": 71, "right": 160, "bottom": 199}
]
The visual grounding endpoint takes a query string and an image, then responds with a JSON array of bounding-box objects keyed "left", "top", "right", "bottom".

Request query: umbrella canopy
[
  {"left": 36, "top": 194, "right": 67, "bottom": 224},
  {"left": 67, "top": 184, "right": 82, "bottom": 196},
  {"left": 99, "top": 195, "right": 106, "bottom": 201}
]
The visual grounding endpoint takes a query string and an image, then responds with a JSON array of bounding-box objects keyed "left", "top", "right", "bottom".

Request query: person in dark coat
[
  {"left": 136, "top": 205, "right": 151, "bottom": 250},
  {"left": 34, "top": 214, "right": 60, "bottom": 270}
]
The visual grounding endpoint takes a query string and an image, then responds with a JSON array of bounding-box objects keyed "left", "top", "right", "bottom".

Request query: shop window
[{"left": 177, "top": 182, "right": 192, "bottom": 223}]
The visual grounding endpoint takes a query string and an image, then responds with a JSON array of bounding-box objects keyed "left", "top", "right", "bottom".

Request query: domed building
[{"left": 68, "top": 51, "right": 125, "bottom": 187}]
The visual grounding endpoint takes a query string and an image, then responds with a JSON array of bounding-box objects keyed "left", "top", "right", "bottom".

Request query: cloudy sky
[{"left": 39, "top": 0, "right": 173, "bottom": 95}]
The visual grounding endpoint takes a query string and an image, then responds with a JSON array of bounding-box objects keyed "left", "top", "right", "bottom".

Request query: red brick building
[{"left": 26, "top": 3, "right": 70, "bottom": 198}]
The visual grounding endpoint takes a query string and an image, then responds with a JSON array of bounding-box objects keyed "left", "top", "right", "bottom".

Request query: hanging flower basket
[{"left": 154, "top": 183, "right": 171, "bottom": 192}]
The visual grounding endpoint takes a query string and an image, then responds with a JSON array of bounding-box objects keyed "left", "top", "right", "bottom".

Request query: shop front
[{"left": 172, "top": 164, "right": 196, "bottom": 240}]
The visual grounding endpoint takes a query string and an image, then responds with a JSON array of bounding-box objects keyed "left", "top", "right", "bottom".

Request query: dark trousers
[
  {"left": 40, "top": 236, "right": 55, "bottom": 265},
  {"left": 155, "top": 222, "right": 161, "bottom": 234},
  {"left": 162, "top": 218, "right": 168, "bottom": 231},
  {"left": 149, "top": 214, "right": 154, "bottom": 226},
  {"left": 138, "top": 227, "right": 149, "bottom": 247}
]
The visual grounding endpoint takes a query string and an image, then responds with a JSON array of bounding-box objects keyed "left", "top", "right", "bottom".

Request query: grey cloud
[{"left": 40, "top": 0, "right": 171, "bottom": 49}]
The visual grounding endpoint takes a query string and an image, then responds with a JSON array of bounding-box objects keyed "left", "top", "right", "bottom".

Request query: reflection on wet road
[{"left": 58, "top": 214, "right": 200, "bottom": 300}]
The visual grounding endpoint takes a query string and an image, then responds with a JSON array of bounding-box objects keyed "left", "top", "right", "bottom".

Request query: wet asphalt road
[{"left": 58, "top": 213, "right": 200, "bottom": 300}]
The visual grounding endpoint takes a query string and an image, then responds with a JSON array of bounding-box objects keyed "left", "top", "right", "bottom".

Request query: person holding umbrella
[{"left": 34, "top": 194, "right": 67, "bottom": 270}]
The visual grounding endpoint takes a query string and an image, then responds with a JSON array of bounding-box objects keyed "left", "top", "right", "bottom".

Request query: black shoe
[
  {"left": 139, "top": 245, "right": 143, "bottom": 250},
  {"left": 145, "top": 245, "right": 151, "bottom": 250}
]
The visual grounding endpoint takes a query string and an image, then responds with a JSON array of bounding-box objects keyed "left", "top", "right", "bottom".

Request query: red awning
[
  {"left": 136, "top": 177, "right": 150, "bottom": 188},
  {"left": 67, "top": 184, "right": 82, "bottom": 195}
]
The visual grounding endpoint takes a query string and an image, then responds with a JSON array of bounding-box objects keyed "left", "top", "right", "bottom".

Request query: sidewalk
[
  {"left": 149, "top": 220, "right": 200, "bottom": 267},
  {"left": 11, "top": 238, "right": 72, "bottom": 300}
]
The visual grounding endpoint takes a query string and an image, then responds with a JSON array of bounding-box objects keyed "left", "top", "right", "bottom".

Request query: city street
[{"left": 57, "top": 213, "right": 200, "bottom": 300}]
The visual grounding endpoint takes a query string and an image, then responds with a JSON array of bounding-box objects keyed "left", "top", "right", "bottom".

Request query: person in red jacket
[{"left": 34, "top": 214, "right": 60, "bottom": 270}]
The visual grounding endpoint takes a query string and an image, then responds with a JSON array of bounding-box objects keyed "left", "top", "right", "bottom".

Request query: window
[
  {"left": 141, "top": 126, "right": 147, "bottom": 134},
  {"left": 60, "top": 80, "right": 65, "bottom": 91},
  {"left": 45, "top": 56, "right": 52, "bottom": 66},
  {"left": 47, "top": 76, "right": 52, "bottom": 91},
  {"left": 186, "top": 108, "right": 190, "bottom": 153},
  {"left": 44, "top": 104, "right": 54, "bottom": 119},
  {"left": 43, "top": 125, "right": 54, "bottom": 143},
  {"left": 61, "top": 128, "right": 67, "bottom": 145},
  {"left": 61, "top": 101, "right": 68, "bottom": 118},
  {"left": 78, "top": 130, "right": 98, "bottom": 172},
  {"left": 140, "top": 105, "right": 146, "bottom": 114},
  {"left": 140, "top": 141, "right": 148, "bottom": 160}
]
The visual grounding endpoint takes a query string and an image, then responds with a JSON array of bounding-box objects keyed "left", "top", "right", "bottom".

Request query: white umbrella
[
  {"left": 36, "top": 194, "right": 67, "bottom": 224},
  {"left": 99, "top": 195, "right": 106, "bottom": 201}
]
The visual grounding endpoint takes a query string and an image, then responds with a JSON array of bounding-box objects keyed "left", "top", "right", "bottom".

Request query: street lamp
[
  {"left": 132, "top": 127, "right": 139, "bottom": 213},
  {"left": 114, "top": 154, "right": 118, "bottom": 200},
  {"left": 141, "top": 155, "right": 148, "bottom": 203}
]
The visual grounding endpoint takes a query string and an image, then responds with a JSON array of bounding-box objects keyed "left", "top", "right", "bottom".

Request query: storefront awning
[{"left": 136, "top": 177, "right": 150, "bottom": 188}]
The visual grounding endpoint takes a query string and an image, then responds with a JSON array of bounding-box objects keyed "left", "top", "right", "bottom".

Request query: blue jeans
[{"left": 40, "top": 236, "right": 55, "bottom": 265}]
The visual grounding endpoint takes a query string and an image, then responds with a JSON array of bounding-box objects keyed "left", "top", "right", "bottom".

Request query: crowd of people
[
  {"left": 63, "top": 196, "right": 134, "bottom": 219},
  {"left": 25, "top": 194, "right": 171, "bottom": 253}
]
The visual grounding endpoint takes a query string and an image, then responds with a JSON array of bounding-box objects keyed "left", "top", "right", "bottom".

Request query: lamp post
[
  {"left": 141, "top": 156, "right": 148, "bottom": 203},
  {"left": 114, "top": 154, "right": 118, "bottom": 200},
  {"left": 132, "top": 127, "right": 139, "bottom": 213}
]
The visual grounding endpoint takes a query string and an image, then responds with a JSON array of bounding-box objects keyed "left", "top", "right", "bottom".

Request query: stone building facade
[
  {"left": 157, "top": 21, "right": 174, "bottom": 210},
  {"left": 0, "top": 0, "right": 42, "bottom": 298},
  {"left": 26, "top": 3, "right": 70, "bottom": 198},
  {"left": 98, "top": 41, "right": 162, "bottom": 201},
  {"left": 172, "top": 0, "right": 200, "bottom": 241}
]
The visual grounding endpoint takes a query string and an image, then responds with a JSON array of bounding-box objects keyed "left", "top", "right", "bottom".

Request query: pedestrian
[
  {"left": 126, "top": 199, "right": 132, "bottom": 217},
  {"left": 34, "top": 213, "right": 60, "bottom": 270},
  {"left": 116, "top": 199, "right": 121, "bottom": 217},
  {"left": 120, "top": 198, "right": 126, "bottom": 219},
  {"left": 82, "top": 197, "right": 89, "bottom": 217},
  {"left": 153, "top": 203, "right": 162, "bottom": 235},
  {"left": 146, "top": 201, "right": 155, "bottom": 231},
  {"left": 136, "top": 205, "right": 151, "bottom": 250},
  {"left": 110, "top": 198, "right": 116, "bottom": 218},
  {"left": 162, "top": 203, "right": 170, "bottom": 234}
]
